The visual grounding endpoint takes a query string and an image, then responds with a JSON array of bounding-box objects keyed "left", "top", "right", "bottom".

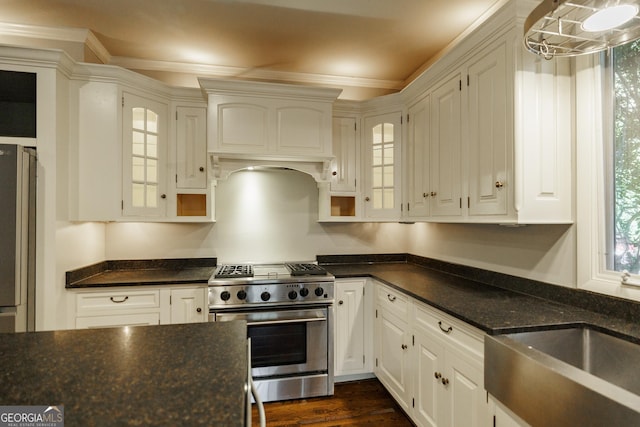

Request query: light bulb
[{"left": 582, "top": 4, "right": 639, "bottom": 32}]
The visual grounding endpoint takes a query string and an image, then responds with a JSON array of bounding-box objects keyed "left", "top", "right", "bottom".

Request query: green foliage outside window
[{"left": 614, "top": 40, "right": 640, "bottom": 273}]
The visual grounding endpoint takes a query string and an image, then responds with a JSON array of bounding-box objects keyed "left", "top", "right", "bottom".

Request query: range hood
[
  {"left": 525, "top": 0, "right": 640, "bottom": 58},
  {"left": 209, "top": 153, "right": 334, "bottom": 183},
  {"left": 199, "top": 77, "right": 341, "bottom": 184}
]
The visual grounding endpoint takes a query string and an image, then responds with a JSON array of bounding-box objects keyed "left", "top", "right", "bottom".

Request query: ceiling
[{"left": 0, "top": 0, "right": 508, "bottom": 100}]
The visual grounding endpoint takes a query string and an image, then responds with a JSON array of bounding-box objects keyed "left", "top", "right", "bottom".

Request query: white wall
[
  {"left": 105, "top": 169, "right": 413, "bottom": 261},
  {"left": 104, "top": 168, "right": 577, "bottom": 288},
  {"left": 406, "top": 222, "right": 576, "bottom": 287}
]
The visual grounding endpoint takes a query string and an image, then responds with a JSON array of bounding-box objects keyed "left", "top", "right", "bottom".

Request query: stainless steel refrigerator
[{"left": 0, "top": 144, "right": 36, "bottom": 332}]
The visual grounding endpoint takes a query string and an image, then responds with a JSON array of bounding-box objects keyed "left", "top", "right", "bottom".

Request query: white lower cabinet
[
  {"left": 489, "top": 395, "right": 531, "bottom": 427},
  {"left": 74, "top": 286, "right": 207, "bottom": 329},
  {"left": 76, "top": 313, "right": 160, "bottom": 329},
  {"left": 75, "top": 288, "right": 161, "bottom": 329},
  {"left": 169, "top": 287, "right": 207, "bottom": 324},
  {"left": 375, "top": 283, "right": 412, "bottom": 411},
  {"left": 374, "top": 281, "right": 489, "bottom": 427},
  {"left": 334, "top": 278, "right": 374, "bottom": 379}
]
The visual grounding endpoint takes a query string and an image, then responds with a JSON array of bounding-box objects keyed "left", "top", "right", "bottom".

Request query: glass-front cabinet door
[
  {"left": 122, "top": 92, "right": 168, "bottom": 217},
  {"left": 363, "top": 112, "right": 402, "bottom": 219}
]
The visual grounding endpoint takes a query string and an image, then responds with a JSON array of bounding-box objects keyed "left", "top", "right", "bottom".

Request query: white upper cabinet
[
  {"left": 68, "top": 64, "right": 213, "bottom": 222},
  {"left": 175, "top": 106, "right": 207, "bottom": 190},
  {"left": 430, "top": 72, "right": 463, "bottom": 218},
  {"left": 404, "top": 71, "right": 464, "bottom": 221},
  {"left": 200, "top": 78, "right": 341, "bottom": 159},
  {"left": 466, "top": 40, "right": 510, "bottom": 217},
  {"left": 363, "top": 111, "right": 402, "bottom": 220},
  {"left": 331, "top": 116, "right": 359, "bottom": 193},
  {"left": 122, "top": 92, "right": 169, "bottom": 218},
  {"left": 69, "top": 79, "right": 122, "bottom": 221},
  {"left": 405, "top": 96, "right": 431, "bottom": 218},
  {"left": 400, "top": 0, "right": 572, "bottom": 224}
]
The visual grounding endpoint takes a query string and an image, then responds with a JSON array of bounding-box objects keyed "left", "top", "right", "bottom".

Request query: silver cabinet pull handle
[
  {"left": 110, "top": 296, "right": 129, "bottom": 303},
  {"left": 387, "top": 294, "right": 396, "bottom": 302},
  {"left": 438, "top": 321, "right": 452, "bottom": 334}
]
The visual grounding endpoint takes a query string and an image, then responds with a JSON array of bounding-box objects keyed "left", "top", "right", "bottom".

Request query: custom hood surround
[{"left": 199, "top": 78, "right": 342, "bottom": 183}]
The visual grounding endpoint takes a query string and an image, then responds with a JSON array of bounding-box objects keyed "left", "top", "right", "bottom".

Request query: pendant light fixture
[{"left": 524, "top": 0, "right": 640, "bottom": 59}]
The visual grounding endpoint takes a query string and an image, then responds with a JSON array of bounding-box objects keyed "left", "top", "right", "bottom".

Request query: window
[
  {"left": 610, "top": 40, "right": 640, "bottom": 274},
  {"left": 578, "top": 39, "right": 640, "bottom": 300}
]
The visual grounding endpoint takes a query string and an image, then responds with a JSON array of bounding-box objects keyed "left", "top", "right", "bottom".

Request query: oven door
[{"left": 214, "top": 307, "right": 328, "bottom": 378}]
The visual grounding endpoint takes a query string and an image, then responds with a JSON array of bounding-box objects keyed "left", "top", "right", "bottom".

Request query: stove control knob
[
  {"left": 299, "top": 288, "right": 309, "bottom": 297},
  {"left": 314, "top": 287, "right": 324, "bottom": 297},
  {"left": 237, "top": 290, "right": 247, "bottom": 300},
  {"left": 288, "top": 290, "right": 298, "bottom": 300},
  {"left": 261, "top": 291, "right": 271, "bottom": 302},
  {"left": 220, "top": 291, "right": 231, "bottom": 301}
]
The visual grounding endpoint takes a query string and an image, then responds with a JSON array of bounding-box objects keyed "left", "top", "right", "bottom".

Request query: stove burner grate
[
  {"left": 286, "top": 263, "right": 327, "bottom": 276},
  {"left": 215, "top": 264, "right": 254, "bottom": 279}
]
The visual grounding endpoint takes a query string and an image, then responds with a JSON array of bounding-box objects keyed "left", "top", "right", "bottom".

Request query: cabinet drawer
[
  {"left": 76, "top": 289, "right": 160, "bottom": 315},
  {"left": 413, "top": 300, "right": 484, "bottom": 358},
  {"left": 376, "top": 284, "right": 408, "bottom": 321},
  {"left": 76, "top": 313, "right": 160, "bottom": 329}
]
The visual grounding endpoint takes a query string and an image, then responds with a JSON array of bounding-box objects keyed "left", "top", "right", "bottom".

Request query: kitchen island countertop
[
  {"left": 322, "top": 261, "right": 640, "bottom": 343},
  {"left": 0, "top": 321, "right": 247, "bottom": 426}
]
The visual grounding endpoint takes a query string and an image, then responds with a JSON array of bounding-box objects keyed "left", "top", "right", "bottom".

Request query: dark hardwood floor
[{"left": 251, "top": 379, "right": 414, "bottom": 426}]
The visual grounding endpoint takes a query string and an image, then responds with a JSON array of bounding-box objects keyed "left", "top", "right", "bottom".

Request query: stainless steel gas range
[{"left": 208, "top": 263, "right": 335, "bottom": 403}]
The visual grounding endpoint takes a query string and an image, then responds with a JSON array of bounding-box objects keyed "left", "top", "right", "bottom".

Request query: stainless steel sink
[{"left": 485, "top": 327, "right": 640, "bottom": 426}]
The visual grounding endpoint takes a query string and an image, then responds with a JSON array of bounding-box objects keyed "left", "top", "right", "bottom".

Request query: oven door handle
[
  {"left": 215, "top": 309, "right": 327, "bottom": 325},
  {"left": 246, "top": 317, "right": 325, "bottom": 326}
]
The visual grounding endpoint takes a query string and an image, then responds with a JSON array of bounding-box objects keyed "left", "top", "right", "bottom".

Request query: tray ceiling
[{"left": 0, "top": 0, "right": 507, "bottom": 99}]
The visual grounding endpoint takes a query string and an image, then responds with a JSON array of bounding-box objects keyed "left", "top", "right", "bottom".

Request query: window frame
[{"left": 576, "top": 53, "right": 640, "bottom": 301}]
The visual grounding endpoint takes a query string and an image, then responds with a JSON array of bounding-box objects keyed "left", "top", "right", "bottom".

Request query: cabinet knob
[
  {"left": 161, "top": 194, "right": 167, "bottom": 199},
  {"left": 495, "top": 181, "right": 504, "bottom": 188},
  {"left": 441, "top": 377, "right": 450, "bottom": 386},
  {"left": 401, "top": 344, "right": 408, "bottom": 350},
  {"left": 423, "top": 193, "right": 428, "bottom": 198},
  {"left": 332, "top": 171, "right": 338, "bottom": 176},
  {"left": 434, "top": 372, "right": 442, "bottom": 379},
  {"left": 365, "top": 197, "right": 370, "bottom": 202},
  {"left": 196, "top": 307, "right": 202, "bottom": 313},
  {"left": 430, "top": 191, "right": 437, "bottom": 197},
  {"left": 199, "top": 167, "right": 205, "bottom": 172},
  {"left": 338, "top": 300, "right": 344, "bottom": 305}
]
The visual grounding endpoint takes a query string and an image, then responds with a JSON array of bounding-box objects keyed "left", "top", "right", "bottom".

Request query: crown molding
[
  {"left": 0, "top": 22, "right": 111, "bottom": 64},
  {"left": 110, "top": 56, "right": 404, "bottom": 91}
]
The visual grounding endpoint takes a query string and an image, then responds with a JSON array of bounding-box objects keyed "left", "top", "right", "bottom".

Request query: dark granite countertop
[
  {"left": 0, "top": 321, "right": 247, "bottom": 426},
  {"left": 319, "top": 256, "right": 640, "bottom": 344},
  {"left": 66, "top": 258, "right": 216, "bottom": 289}
]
